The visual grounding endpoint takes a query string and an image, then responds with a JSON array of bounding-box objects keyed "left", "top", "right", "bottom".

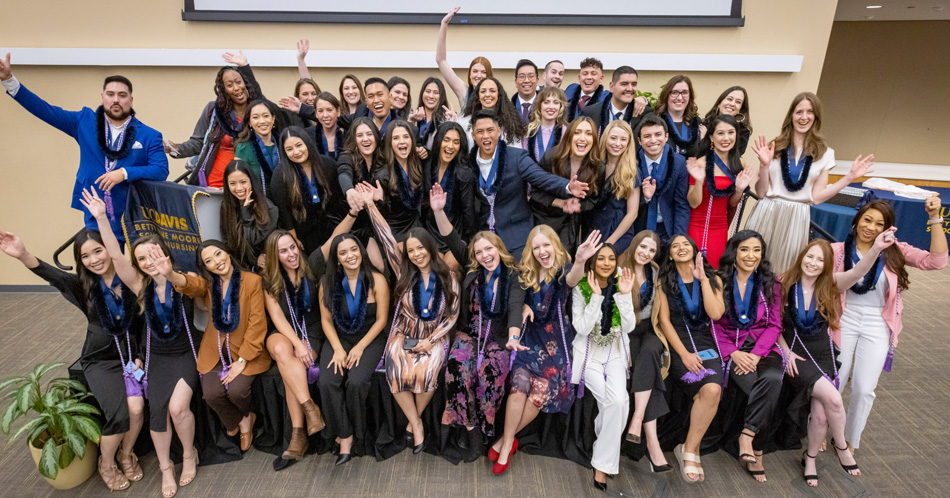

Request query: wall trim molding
[
  {"left": 3, "top": 47, "right": 803, "bottom": 72},
  {"left": 0, "top": 285, "right": 58, "bottom": 293},
  {"left": 830, "top": 161, "right": 950, "bottom": 182}
]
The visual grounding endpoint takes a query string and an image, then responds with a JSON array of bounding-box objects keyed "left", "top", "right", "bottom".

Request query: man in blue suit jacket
[
  {"left": 0, "top": 53, "right": 168, "bottom": 242},
  {"left": 469, "top": 110, "right": 589, "bottom": 256},
  {"left": 563, "top": 57, "right": 610, "bottom": 121},
  {"left": 633, "top": 114, "right": 690, "bottom": 242}
]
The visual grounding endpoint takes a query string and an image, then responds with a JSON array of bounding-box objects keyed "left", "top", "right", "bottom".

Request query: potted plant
[{"left": 0, "top": 362, "right": 102, "bottom": 490}]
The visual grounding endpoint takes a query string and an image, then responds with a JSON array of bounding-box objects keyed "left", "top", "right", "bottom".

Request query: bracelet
[
  {"left": 347, "top": 210, "right": 359, "bottom": 218},
  {"left": 929, "top": 218, "right": 943, "bottom": 225}
]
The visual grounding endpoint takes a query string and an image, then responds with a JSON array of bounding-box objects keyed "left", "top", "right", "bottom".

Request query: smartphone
[
  {"left": 403, "top": 338, "right": 420, "bottom": 350},
  {"left": 697, "top": 348, "right": 719, "bottom": 361}
]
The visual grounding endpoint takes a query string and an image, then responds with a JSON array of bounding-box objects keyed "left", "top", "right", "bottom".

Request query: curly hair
[{"left": 461, "top": 77, "right": 527, "bottom": 143}]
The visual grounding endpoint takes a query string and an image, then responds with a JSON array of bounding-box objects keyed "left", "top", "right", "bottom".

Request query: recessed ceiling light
[{"left": 866, "top": 5, "right": 883, "bottom": 8}]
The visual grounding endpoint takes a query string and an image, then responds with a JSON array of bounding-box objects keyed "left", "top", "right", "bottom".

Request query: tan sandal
[
  {"left": 98, "top": 455, "right": 131, "bottom": 492},
  {"left": 117, "top": 449, "right": 144, "bottom": 481},
  {"left": 178, "top": 446, "right": 198, "bottom": 487},
  {"left": 674, "top": 444, "right": 704, "bottom": 484},
  {"left": 159, "top": 461, "right": 177, "bottom": 498}
]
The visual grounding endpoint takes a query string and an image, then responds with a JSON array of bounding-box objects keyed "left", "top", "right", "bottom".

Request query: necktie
[
  {"left": 614, "top": 111, "right": 622, "bottom": 121},
  {"left": 522, "top": 102, "right": 531, "bottom": 121},
  {"left": 651, "top": 162, "right": 658, "bottom": 177},
  {"left": 579, "top": 94, "right": 591, "bottom": 111}
]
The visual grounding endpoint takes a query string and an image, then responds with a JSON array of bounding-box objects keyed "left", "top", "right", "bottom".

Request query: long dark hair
[
  {"left": 704, "top": 85, "right": 752, "bottom": 135},
  {"left": 213, "top": 67, "right": 260, "bottom": 117},
  {"left": 549, "top": 116, "right": 603, "bottom": 196},
  {"left": 237, "top": 99, "right": 286, "bottom": 143},
  {"left": 394, "top": 228, "right": 458, "bottom": 310},
  {"left": 220, "top": 160, "right": 272, "bottom": 268},
  {"left": 129, "top": 234, "right": 175, "bottom": 311},
  {"left": 431, "top": 121, "right": 469, "bottom": 169},
  {"left": 658, "top": 234, "right": 721, "bottom": 296},
  {"left": 716, "top": 230, "right": 776, "bottom": 306},
  {"left": 698, "top": 114, "right": 743, "bottom": 176},
  {"left": 195, "top": 239, "right": 242, "bottom": 286},
  {"left": 320, "top": 233, "right": 378, "bottom": 310},
  {"left": 584, "top": 243, "right": 619, "bottom": 277},
  {"left": 342, "top": 117, "right": 385, "bottom": 184},
  {"left": 418, "top": 77, "right": 448, "bottom": 122},
  {"left": 277, "top": 126, "right": 332, "bottom": 223},
  {"left": 461, "top": 77, "right": 527, "bottom": 143},
  {"left": 74, "top": 229, "right": 108, "bottom": 315},
  {"left": 851, "top": 199, "right": 909, "bottom": 291},
  {"left": 383, "top": 120, "right": 424, "bottom": 197}
]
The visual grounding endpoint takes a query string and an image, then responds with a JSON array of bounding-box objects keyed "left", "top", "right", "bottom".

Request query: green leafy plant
[
  {"left": 636, "top": 83, "right": 665, "bottom": 109},
  {"left": 0, "top": 363, "right": 101, "bottom": 479}
]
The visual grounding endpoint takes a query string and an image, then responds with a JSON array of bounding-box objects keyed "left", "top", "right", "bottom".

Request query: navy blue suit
[
  {"left": 633, "top": 146, "right": 690, "bottom": 241},
  {"left": 564, "top": 83, "right": 610, "bottom": 121},
  {"left": 8, "top": 84, "right": 168, "bottom": 239}
]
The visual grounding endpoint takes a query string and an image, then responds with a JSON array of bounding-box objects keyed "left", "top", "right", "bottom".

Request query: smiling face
[
  {"left": 735, "top": 237, "right": 762, "bottom": 274},
  {"left": 405, "top": 237, "right": 431, "bottom": 272},
  {"left": 390, "top": 83, "right": 409, "bottom": 110},
  {"left": 609, "top": 73, "right": 638, "bottom": 105},
  {"left": 792, "top": 98, "right": 816, "bottom": 135},
  {"left": 365, "top": 82, "right": 391, "bottom": 119},
  {"left": 473, "top": 238, "right": 500, "bottom": 272},
  {"left": 639, "top": 124, "right": 668, "bottom": 159},
  {"left": 391, "top": 127, "right": 412, "bottom": 161},
  {"left": 472, "top": 117, "right": 500, "bottom": 156},
  {"left": 543, "top": 62, "right": 564, "bottom": 88},
  {"left": 604, "top": 126, "right": 630, "bottom": 159},
  {"left": 298, "top": 82, "right": 319, "bottom": 107},
  {"left": 800, "top": 245, "right": 825, "bottom": 278},
  {"left": 341, "top": 77, "right": 361, "bottom": 106},
  {"left": 478, "top": 79, "right": 498, "bottom": 110},
  {"left": 439, "top": 129, "right": 461, "bottom": 165},
  {"left": 422, "top": 82, "right": 441, "bottom": 111},
  {"left": 354, "top": 124, "right": 377, "bottom": 158},
  {"left": 855, "top": 208, "right": 886, "bottom": 245},
  {"left": 667, "top": 81, "right": 690, "bottom": 114},
  {"left": 276, "top": 234, "right": 301, "bottom": 271},
  {"left": 594, "top": 247, "right": 617, "bottom": 281},
  {"left": 669, "top": 236, "right": 694, "bottom": 263},
  {"left": 80, "top": 239, "right": 112, "bottom": 276},
  {"left": 200, "top": 246, "right": 232, "bottom": 276},
  {"left": 101, "top": 81, "right": 133, "bottom": 122},
  {"left": 227, "top": 169, "right": 252, "bottom": 202},
  {"left": 718, "top": 89, "right": 745, "bottom": 116},
  {"left": 133, "top": 243, "right": 164, "bottom": 278},
  {"left": 315, "top": 98, "right": 340, "bottom": 130},
  {"left": 571, "top": 121, "right": 594, "bottom": 157},
  {"left": 222, "top": 69, "right": 248, "bottom": 106},
  {"left": 633, "top": 237, "right": 658, "bottom": 266},
  {"left": 578, "top": 66, "right": 603, "bottom": 93},
  {"left": 515, "top": 65, "right": 538, "bottom": 98},
  {"left": 336, "top": 238, "right": 362, "bottom": 271},
  {"left": 249, "top": 103, "right": 275, "bottom": 139},
  {"left": 469, "top": 63, "right": 488, "bottom": 87},
  {"left": 283, "top": 136, "right": 309, "bottom": 164},
  {"left": 540, "top": 94, "right": 561, "bottom": 122},
  {"left": 711, "top": 121, "right": 736, "bottom": 154},
  {"left": 531, "top": 232, "right": 556, "bottom": 269}
]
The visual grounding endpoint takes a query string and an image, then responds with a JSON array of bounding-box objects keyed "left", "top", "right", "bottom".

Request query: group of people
[{"left": 0, "top": 9, "right": 947, "bottom": 495}]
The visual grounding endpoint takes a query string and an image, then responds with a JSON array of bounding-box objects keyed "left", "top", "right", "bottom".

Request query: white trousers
[
  {"left": 583, "top": 357, "right": 629, "bottom": 475},
  {"left": 837, "top": 304, "right": 890, "bottom": 449}
]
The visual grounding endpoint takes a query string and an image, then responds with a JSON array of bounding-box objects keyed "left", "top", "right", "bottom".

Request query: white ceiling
[{"left": 835, "top": 0, "right": 950, "bottom": 20}]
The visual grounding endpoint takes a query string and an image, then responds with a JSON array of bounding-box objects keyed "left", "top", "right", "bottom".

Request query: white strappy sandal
[{"left": 674, "top": 444, "right": 704, "bottom": 484}]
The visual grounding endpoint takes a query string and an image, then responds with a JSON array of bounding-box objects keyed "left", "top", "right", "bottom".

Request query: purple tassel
[
  {"left": 219, "top": 367, "right": 230, "bottom": 390},
  {"left": 124, "top": 371, "right": 144, "bottom": 397},
  {"left": 142, "top": 378, "right": 149, "bottom": 400},
  {"left": 306, "top": 365, "right": 320, "bottom": 385},
  {"left": 680, "top": 368, "right": 716, "bottom": 384},
  {"left": 577, "top": 379, "right": 586, "bottom": 398},
  {"left": 882, "top": 346, "right": 894, "bottom": 373}
]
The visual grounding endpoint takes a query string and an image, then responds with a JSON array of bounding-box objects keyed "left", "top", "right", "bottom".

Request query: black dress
[
  {"left": 269, "top": 155, "right": 345, "bottom": 254},
  {"left": 529, "top": 150, "right": 605, "bottom": 253},
  {"left": 421, "top": 157, "right": 477, "bottom": 249},
  {"left": 30, "top": 261, "right": 141, "bottom": 436},
  {"left": 376, "top": 162, "right": 422, "bottom": 242},
  {"left": 665, "top": 280, "right": 723, "bottom": 398},
  {"left": 140, "top": 283, "right": 202, "bottom": 432},
  {"left": 267, "top": 272, "right": 325, "bottom": 361}
]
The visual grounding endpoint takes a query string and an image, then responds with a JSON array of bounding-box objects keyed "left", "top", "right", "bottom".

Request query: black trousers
[
  {"left": 628, "top": 324, "right": 669, "bottom": 423},
  {"left": 728, "top": 350, "right": 784, "bottom": 443},
  {"left": 318, "top": 334, "right": 387, "bottom": 440}
]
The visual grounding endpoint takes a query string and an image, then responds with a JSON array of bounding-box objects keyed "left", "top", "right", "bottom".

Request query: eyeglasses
[
  {"left": 516, "top": 74, "right": 538, "bottom": 82},
  {"left": 670, "top": 90, "right": 690, "bottom": 99}
]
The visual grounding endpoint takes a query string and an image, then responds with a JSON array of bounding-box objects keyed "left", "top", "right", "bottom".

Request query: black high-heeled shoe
[
  {"left": 831, "top": 440, "right": 860, "bottom": 476},
  {"left": 592, "top": 469, "right": 607, "bottom": 492},
  {"left": 335, "top": 453, "right": 352, "bottom": 466},
  {"left": 801, "top": 450, "right": 819, "bottom": 487},
  {"left": 413, "top": 440, "right": 426, "bottom": 455},
  {"left": 646, "top": 452, "right": 672, "bottom": 473}
]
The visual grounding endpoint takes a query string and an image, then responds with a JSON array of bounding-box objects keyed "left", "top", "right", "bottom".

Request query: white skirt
[{"left": 745, "top": 197, "right": 810, "bottom": 274}]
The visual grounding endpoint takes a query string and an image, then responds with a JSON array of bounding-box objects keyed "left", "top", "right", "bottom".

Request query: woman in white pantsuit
[
  {"left": 831, "top": 198, "right": 947, "bottom": 451},
  {"left": 571, "top": 244, "right": 637, "bottom": 492}
]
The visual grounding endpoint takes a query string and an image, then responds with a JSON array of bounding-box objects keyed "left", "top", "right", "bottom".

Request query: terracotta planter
[{"left": 28, "top": 437, "right": 98, "bottom": 490}]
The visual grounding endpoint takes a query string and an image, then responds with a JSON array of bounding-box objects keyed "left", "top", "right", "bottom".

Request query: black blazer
[{"left": 581, "top": 100, "right": 654, "bottom": 137}]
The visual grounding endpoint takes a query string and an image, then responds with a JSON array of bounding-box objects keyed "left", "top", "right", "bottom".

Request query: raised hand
[
  {"left": 0, "top": 230, "right": 27, "bottom": 260},
  {"left": 409, "top": 106, "right": 426, "bottom": 123},
  {"left": 618, "top": 268, "right": 635, "bottom": 294},
  {"left": 357, "top": 180, "right": 384, "bottom": 203},
  {"left": 345, "top": 189, "right": 364, "bottom": 213},
  {"left": 685, "top": 157, "right": 705, "bottom": 182},
  {"left": 79, "top": 188, "right": 108, "bottom": 220},
  {"left": 222, "top": 50, "right": 248, "bottom": 67},
  {"left": 242, "top": 193, "right": 254, "bottom": 207},
  {"left": 442, "top": 6, "right": 461, "bottom": 25},
  {"left": 926, "top": 194, "right": 942, "bottom": 219},
  {"left": 848, "top": 154, "right": 875, "bottom": 179},
  {"left": 568, "top": 175, "right": 590, "bottom": 198},
  {"left": 735, "top": 168, "right": 754, "bottom": 192},
  {"left": 442, "top": 104, "right": 457, "bottom": 122},
  {"left": 296, "top": 39, "right": 310, "bottom": 62},
  {"left": 146, "top": 244, "right": 174, "bottom": 277},
  {"left": 641, "top": 177, "right": 656, "bottom": 200},
  {"left": 874, "top": 227, "right": 897, "bottom": 253},
  {"left": 587, "top": 271, "right": 601, "bottom": 295},
  {"left": 0, "top": 52, "right": 11, "bottom": 81},
  {"left": 751, "top": 136, "right": 775, "bottom": 166},
  {"left": 576, "top": 230, "right": 603, "bottom": 263},
  {"left": 691, "top": 252, "right": 707, "bottom": 281},
  {"left": 429, "top": 184, "right": 447, "bottom": 211},
  {"left": 278, "top": 96, "right": 302, "bottom": 113}
]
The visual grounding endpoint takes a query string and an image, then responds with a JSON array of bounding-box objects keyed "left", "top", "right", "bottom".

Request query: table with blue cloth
[{"left": 810, "top": 183, "right": 950, "bottom": 249}]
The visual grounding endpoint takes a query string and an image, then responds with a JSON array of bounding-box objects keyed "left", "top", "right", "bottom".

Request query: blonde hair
[
  {"left": 772, "top": 92, "right": 828, "bottom": 159},
  {"left": 518, "top": 225, "right": 571, "bottom": 293},
  {"left": 527, "top": 86, "right": 568, "bottom": 137},
  {"left": 262, "top": 230, "right": 314, "bottom": 299},
  {"left": 599, "top": 120, "right": 638, "bottom": 199},
  {"left": 466, "top": 231, "right": 516, "bottom": 274}
]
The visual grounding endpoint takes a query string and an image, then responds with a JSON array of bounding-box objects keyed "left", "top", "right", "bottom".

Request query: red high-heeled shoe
[
  {"left": 488, "top": 437, "right": 518, "bottom": 462},
  {"left": 492, "top": 439, "right": 519, "bottom": 475}
]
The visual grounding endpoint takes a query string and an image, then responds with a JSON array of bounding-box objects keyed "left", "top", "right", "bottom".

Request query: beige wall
[
  {"left": 818, "top": 20, "right": 950, "bottom": 166},
  {"left": 0, "top": 0, "right": 838, "bottom": 285}
]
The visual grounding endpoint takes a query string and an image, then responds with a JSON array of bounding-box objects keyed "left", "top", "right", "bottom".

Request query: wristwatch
[{"left": 509, "top": 335, "right": 521, "bottom": 342}]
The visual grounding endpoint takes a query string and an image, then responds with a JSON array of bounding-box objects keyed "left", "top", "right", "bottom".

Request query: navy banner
[{"left": 121, "top": 180, "right": 210, "bottom": 273}]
